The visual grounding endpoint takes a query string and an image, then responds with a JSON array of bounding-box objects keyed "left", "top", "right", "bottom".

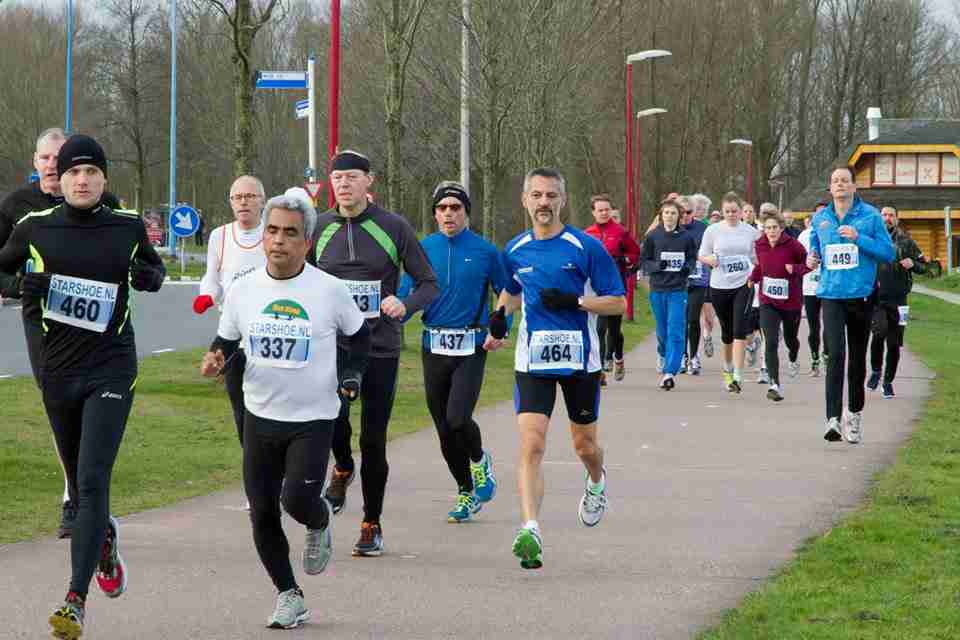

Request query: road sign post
[{"left": 169, "top": 204, "right": 200, "bottom": 276}]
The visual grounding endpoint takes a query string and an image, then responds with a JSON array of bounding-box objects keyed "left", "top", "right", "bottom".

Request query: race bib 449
[{"left": 824, "top": 243, "right": 859, "bottom": 270}]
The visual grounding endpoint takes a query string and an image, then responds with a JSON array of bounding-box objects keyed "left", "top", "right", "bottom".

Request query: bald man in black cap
[{"left": 0, "top": 134, "right": 165, "bottom": 639}]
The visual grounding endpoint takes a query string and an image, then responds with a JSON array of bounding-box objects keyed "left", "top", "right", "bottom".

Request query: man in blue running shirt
[{"left": 486, "top": 167, "right": 626, "bottom": 569}]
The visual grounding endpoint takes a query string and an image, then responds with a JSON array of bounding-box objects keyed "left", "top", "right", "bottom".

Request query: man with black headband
[
  {"left": 0, "top": 134, "right": 165, "bottom": 639},
  {"left": 311, "top": 150, "right": 439, "bottom": 557},
  {"left": 0, "top": 127, "right": 121, "bottom": 539},
  {"left": 398, "top": 181, "right": 507, "bottom": 523}
]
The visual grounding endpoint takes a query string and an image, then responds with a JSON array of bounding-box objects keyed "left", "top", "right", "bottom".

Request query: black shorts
[
  {"left": 710, "top": 285, "right": 753, "bottom": 342},
  {"left": 513, "top": 371, "right": 601, "bottom": 425}
]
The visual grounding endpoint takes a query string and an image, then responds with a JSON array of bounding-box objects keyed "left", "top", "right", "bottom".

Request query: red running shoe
[{"left": 95, "top": 516, "right": 127, "bottom": 598}]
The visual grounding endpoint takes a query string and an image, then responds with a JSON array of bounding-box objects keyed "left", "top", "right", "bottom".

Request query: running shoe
[
  {"left": 578, "top": 468, "right": 608, "bottom": 527},
  {"left": 49, "top": 592, "right": 85, "bottom": 640},
  {"left": 324, "top": 465, "right": 355, "bottom": 515},
  {"left": 470, "top": 451, "right": 497, "bottom": 503},
  {"left": 95, "top": 515, "right": 127, "bottom": 598},
  {"left": 788, "top": 361, "right": 800, "bottom": 379},
  {"left": 722, "top": 369, "right": 734, "bottom": 390},
  {"left": 267, "top": 588, "right": 310, "bottom": 629},
  {"left": 447, "top": 492, "right": 481, "bottom": 523},
  {"left": 823, "top": 417, "right": 843, "bottom": 442},
  {"left": 352, "top": 521, "right": 384, "bottom": 557},
  {"left": 600, "top": 371, "right": 608, "bottom": 387},
  {"left": 512, "top": 526, "right": 543, "bottom": 570},
  {"left": 703, "top": 335, "right": 714, "bottom": 358},
  {"left": 845, "top": 412, "right": 863, "bottom": 444},
  {"left": 756, "top": 368, "right": 770, "bottom": 384},
  {"left": 656, "top": 355, "right": 665, "bottom": 374},
  {"left": 58, "top": 500, "right": 77, "bottom": 539},
  {"left": 728, "top": 378, "right": 742, "bottom": 394},
  {"left": 882, "top": 383, "right": 895, "bottom": 399},
  {"left": 303, "top": 500, "right": 333, "bottom": 575},
  {"left": 613, "top": 358, "right": 626, "bottom": 381},
  {"left": 866, "top": 371, "right": 881, "bottom": 391},
  {"left": 689, "top": 355, "right": 702, "bottom": 376},
  {"left": 809, "top": 357, "right": 820, "bottom": 377},
  {"left": 767, "top": 384, "right": 784, "bottom": 402},
  {"left": 678, "top": 355, "right": 688, "bottom": 375},
  {"left": 602, "top": 358, "right": 613, "bottom": 373},
  {"left": 659, "top": 374, "right": 675, "bottom": 391}
]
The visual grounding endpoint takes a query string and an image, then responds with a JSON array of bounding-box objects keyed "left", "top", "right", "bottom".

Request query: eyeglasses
[
  {"left": 436, "top": 203, "right": 463, "bottom": 212},
  {"left": 229, "top": 193, "right": 261, "bottom": 202}
]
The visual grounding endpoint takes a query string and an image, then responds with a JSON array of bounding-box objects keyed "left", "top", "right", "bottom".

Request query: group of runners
[{"left": 0, "top": 126, "right": 923, "bottom": 638}]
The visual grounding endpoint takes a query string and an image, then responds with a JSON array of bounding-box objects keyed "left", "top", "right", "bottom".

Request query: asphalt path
[
  {"left": 0, "top": 325, "right": 931, "bottom": 639},
  {"left": 0, "top": 282, "right": 215, "bottom": 378}
]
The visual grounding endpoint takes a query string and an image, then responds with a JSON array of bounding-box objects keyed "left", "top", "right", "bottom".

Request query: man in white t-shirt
[
  {"left": 200, "top": 194, "right": 369, "bottom": 630},
  {"left": 194, "top": 175, "right": 267, "bottom": 444}
]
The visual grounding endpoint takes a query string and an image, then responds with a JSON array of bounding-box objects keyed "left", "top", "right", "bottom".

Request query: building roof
[{"left": 869, "top": 120, "right": 960, "bottom": 146}]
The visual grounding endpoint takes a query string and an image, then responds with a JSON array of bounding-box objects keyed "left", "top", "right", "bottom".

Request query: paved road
[
  {"left": 913, "top": 283, "right": 960, "bottom": 305},
  {"left": 0, "top": 282, "right": 215, "bottom": 378},
  {"left": 0, "top": 329, "right": 930, "bottom": 639}
]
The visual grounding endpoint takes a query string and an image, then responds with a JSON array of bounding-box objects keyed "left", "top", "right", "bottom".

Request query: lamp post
[
  {"left": 633, "top": 108, "right": 667, "bottom": 239},
  {"left": 327, "top": 0, "right": 341, "bottom": 208},
  {"left": 65, "top": 0, "right": 74, "bottom": 133},
  {"left": 730, "top": 138, "right": 753, "bottom": 206}
]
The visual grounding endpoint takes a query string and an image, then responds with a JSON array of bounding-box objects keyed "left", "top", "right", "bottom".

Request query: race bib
[
  {"left": 529, "top": 330, "right": 584, "bottom": 371},
  {"left": 660, "top": 251, "right": 685, "bottom": 273},
  {"left": 803, "top": 269, "right": 821, "bottom": 296},
  {"left": 688, "top": 261, "right": 704, "bottom": 279},
  {"left": 429, "top": 329, "right": 476, "bottom": 356},
  {"left": 247, "top": 317, "right": 312, "bottom": 369},
  {"left": 720, "top": 254, "right": 751, "bottom": 275},
  {"left": 824, "top": 243, "right": 859, "bottom": 270},
  {"left": 762, "top": 276, "right": 789, "bottom": 300},
  {"left": 44, "top": 275, "right": 118, "bottom": 333},
  {"left": 344, "top": 280, "right": 381, "bottom": 319}
]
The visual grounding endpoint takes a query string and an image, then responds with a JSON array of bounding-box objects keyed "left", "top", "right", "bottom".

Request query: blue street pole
[
  {"left": 167, "top": 0, "right": 178, "bottom": 253},
  {"left": 65, "top": 0, "right": 74, "bottom": 133}
]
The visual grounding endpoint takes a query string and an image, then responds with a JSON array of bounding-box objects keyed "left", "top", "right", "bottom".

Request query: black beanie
[
  {"left": 57, "top": 134, "right": 107, "bottom": 179},
  {"left": 432, "top": 181, "right": 471, "bottom": 215},
  {"left": 331, "top": 150, "right": 370, "bottom": 173}
]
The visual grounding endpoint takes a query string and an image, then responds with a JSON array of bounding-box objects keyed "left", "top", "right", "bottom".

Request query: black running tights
[
  {"left": 686, "top": 286, "right": 707, "bottom": 358},
  {"left": 758, "top": 305, "right": 801, "bottom": 385},
  {"left": 597, "top": 315, "right": 624, "bottom": 361}
]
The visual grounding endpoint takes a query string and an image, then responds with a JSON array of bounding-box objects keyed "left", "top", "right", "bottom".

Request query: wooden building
[{"left": 789, "top": 118, "right": 960, "bottom": 269}]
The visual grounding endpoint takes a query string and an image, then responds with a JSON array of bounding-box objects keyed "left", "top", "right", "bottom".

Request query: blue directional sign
[
  {"left": 295, "top": 99, "right": 310, "bottom": 120},
  {"left": 169, "top": 204, "right": 200, "bottom": 238},
  {"left": 256, "top": 71, "right": 307, "bottom": 90}
]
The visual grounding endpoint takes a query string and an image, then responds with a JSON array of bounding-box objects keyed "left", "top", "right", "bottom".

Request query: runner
[
  {"left": 193, "top": 175, "right": 266, "bottom": 446},
  {"left": 0, "top": 127, "right": 120, "bottom": 539},
  {"left": 708, "top": 210, "right": 722, "bottom": 225},
  {"left": 798, "top": 202, "right": 829, "bottom": 376},
  {"left": 742, "top": 203, "right": 757, "bottom": 228},
  {"left": 747, "top": 202, "right": 782, "bottom": 384},
  {"left": 201, "top": 193, "right": 369, "bottom": 629},
  {"left": 397, "top": 181, "right": 505, "bottom": 522},
  {"left": 584, "top": 193, "right": 640, "bottom": 383},
  {"left": 487, "top": 167, "right": 625, "bottom": 570},
  {"left": 867, "top": 205, "right": 925, "bottom": 398},
  {"left": 311, "top": 150, "right": 439, "bottom": 556},
  {"left": 807, "top": 166, "right": 895, "bottom": 443},
  {"left": 0, "top": 135, "right": 166, "bottom": 639},
  {"left": 747, "top": 210, "right": 808, "bottom": 401},
  {"left": 640, "top": 198, "right": 697, "bottom": 389},
  {"left": 684, "top": 193, "right": 714, "bottom": 373},
  {"left": 698, "top": 192, "right": 760, "bottom": 393}
]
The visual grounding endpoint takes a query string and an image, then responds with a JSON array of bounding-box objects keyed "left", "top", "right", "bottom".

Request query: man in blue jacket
[
  {"left": 400, "top": 182, "right": 506, "bottom": 523},
  {"left": 807, "top": 166, "right": 895, "bottom": 444}
]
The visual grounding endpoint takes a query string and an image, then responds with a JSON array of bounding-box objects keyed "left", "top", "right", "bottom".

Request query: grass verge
[
  {"left": 0, "top": 294, "right": 653, "bottom": 544},
  {"left": 699, "top": 293, "right": 960, "bottom": 639},
  {"left": 916, "top": 271, "right": 960, "bottom": 294}
]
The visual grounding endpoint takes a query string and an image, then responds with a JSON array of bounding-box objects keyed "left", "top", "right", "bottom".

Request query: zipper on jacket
[
  {"left": 347, "top": 219, "right": 355, "bottom": 261},
  {"left": 447, "top": 237, "right": 452, "bottom": 287}
]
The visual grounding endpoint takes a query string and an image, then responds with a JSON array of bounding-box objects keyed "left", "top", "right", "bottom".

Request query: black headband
[{"left": 331, "top": 151, "right": 370, "bottom": 173}]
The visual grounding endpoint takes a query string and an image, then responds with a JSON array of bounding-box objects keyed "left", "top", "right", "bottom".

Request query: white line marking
[
  {"left": 161, "top": 280, "right": 202, "bottom": 286},
  {"left": 0, "top": 374, "right": 12, "bottom": 379},
  {"left": 152, "top": 348, "right": 175, "bottom": 354}
]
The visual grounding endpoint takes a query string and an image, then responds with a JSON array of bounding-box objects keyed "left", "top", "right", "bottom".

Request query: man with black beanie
[
  {"left": 0, "top": 133, "right": 165, "bottom": 640},
  {"left": 310, "top": 150, "right": 439, "bottom": 557},
  {"left": 0, "top": 127, "right": 121, "bottom": 540}
]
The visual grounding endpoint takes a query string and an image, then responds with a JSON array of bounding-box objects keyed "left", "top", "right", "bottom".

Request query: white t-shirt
[
  {"left": 798, "top": 228, "right": 821, "bottom": 296},
  {"left": 200, "top": 222, "right": 266, "bottom": 304},
  {"left": 217, "top": 265, "right": 365, "bottom": 422},
  {"left": 698, "top": 222, "right": 760, "bottom": 289}
]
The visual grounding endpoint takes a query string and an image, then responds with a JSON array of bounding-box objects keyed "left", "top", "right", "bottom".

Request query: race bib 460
[
  {"left": 344, "top": 280, "right": 381, "bottom": 319},
  {"left": 529, "top": 330, "right": 584, "bottom": 371},
  {"left": 44, "top": 274, "right": 118, "bottom": 333}
]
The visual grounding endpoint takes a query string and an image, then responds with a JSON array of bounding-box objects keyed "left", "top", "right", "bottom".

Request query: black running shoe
[
  {"left": 324, "top": 466, "right": 355, "bottom": 515},
  {"left": 58, "top": 501, "right": 78, "bottom": 540},
  {"left": 882, "top": 383, "right": 895, "bottom": 399},
  {"left": 866, "top": 371, "right": 881, "bottom": 391}
]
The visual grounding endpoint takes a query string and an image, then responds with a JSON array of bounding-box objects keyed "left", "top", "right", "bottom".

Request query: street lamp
[
  {"left": 633, "top": 108, "right": 667, "bottom": 239},
  {"left": 328, "top": 0, "right": 342, "bottom": 208},
  {"left": 626, "top": 50, "right": 671, "bottom": 237},
  {"left": 730, "top": 138, "right": 753, "bottom": 206}
]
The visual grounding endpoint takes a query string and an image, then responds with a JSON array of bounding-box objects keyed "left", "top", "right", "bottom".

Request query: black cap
[
  {"left": 57, "top": 134, "right": 107, "bottom": 179},
  {"left": 331, "top": 150, "right": 370, "bottom": 173},
  {"left": 432, "top": 181, "right": 471, "bottom": 214}
]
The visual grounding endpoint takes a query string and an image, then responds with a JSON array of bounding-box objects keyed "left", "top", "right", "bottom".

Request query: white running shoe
[
  {"left": 703, "top": 335, "right": 714, "bottom": 358},
  {"left": 788, "top": 361, "right": 800, "bottom": 378},
  {"left": 303, "top": 499, "right": 333, "bottom": 575},
  {"left": 823, "top": 417, "right": 843, "bottom": 442},
  {"left": 578, "top": 468, "right": 608, "bottom": 527},
  {"left": 756, "top": 368, "right": 770, "bottom": 384},
  {"left": 656, "top": 355, "right": 665, "bottom": 374},
  {"left": 689, "top": 355, "right": 702, "bottom": 375},
  {"left": 267, "top": 588, "right": 310, "bottom": 629},
  {"left": 845, "top": 412, "right": 863, "bottom": 444},
  {"left": 766, "top": 384, "right": 784, "bottom": 402}
]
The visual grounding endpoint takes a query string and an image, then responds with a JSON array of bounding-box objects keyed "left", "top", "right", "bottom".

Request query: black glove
[
  {"left": 130, "top": 260, "right": 164, "bottom": 292},
  {"left": 0, "top": 272, "right": 22, "bottom": 299},
  {"left": 21, "top": 272, "right": 52, "bottom": 299},
  {"left": 659, "top": 260, "right": 668, "bottom": 271},
  {"left": 488, "top": 306, "right": 508, "bottom": 339},
  {"left": 540, "top": 288, "right": 580, "bottom": 312},
  {"left": 339, "top": 372, "right": 362, "bottom": 402}
]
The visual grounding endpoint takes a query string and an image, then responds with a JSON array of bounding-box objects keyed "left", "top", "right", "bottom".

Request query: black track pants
[
  {"left": 422, "top": 347, "right": 487, "bottom": 491},
  {"left": 758, "top": 305, "right": 801, "bottom": 385},
  {"left": 42, "top": 374, "right": 136, "bottom": 597},
  {"left": 243, "top": 410, "right": 334, "bottom": 593},
  {"left": 330, "top": 350, "right": 399, "bottom": 523},
  {"left": 870, "top": 304, "right": 904, "bottom": 384},
  {"left": 686, "top": 286, "right": 707, "bottom": 358},
  {"left": 224, "top": 350, "right": 247, "bottom": 445},
  {"left": 803, "top": 295, "right": 826, "bottom": 359},
  {"left": 822, "top": 298, "right": 873, "bottom": 420},
  {"left": 598, "top": 315, "right": 624, "bottom": 361}
]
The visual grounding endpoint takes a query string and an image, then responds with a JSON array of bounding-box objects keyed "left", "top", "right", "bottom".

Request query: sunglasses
[{"left": 436, "top": 203, "right": 463, "bottom": 212}]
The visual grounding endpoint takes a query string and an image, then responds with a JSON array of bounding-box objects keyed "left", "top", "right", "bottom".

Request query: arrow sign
[
  {"left": 295, "top": 99, "right": 310, "bottom": 120},
  {"left": 256, "top": 70, "right": 307, "bottom": 90},
  {"left": 169, "top": 204, "right": 200, "bottom": 238}
]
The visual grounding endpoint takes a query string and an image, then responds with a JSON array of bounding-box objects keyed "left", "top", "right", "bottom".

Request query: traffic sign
[
  {"left": 169, "top": 204, "right": 200, "bottom": 238},
  {"left": 295, "top": 99, "right": 310, "bottom": 120},
  {"left": 256, "top": 71, "right": 307, "bottom": 90},
  {"left": 304, "top": 180, "right": 324, "bottom": 201}
]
